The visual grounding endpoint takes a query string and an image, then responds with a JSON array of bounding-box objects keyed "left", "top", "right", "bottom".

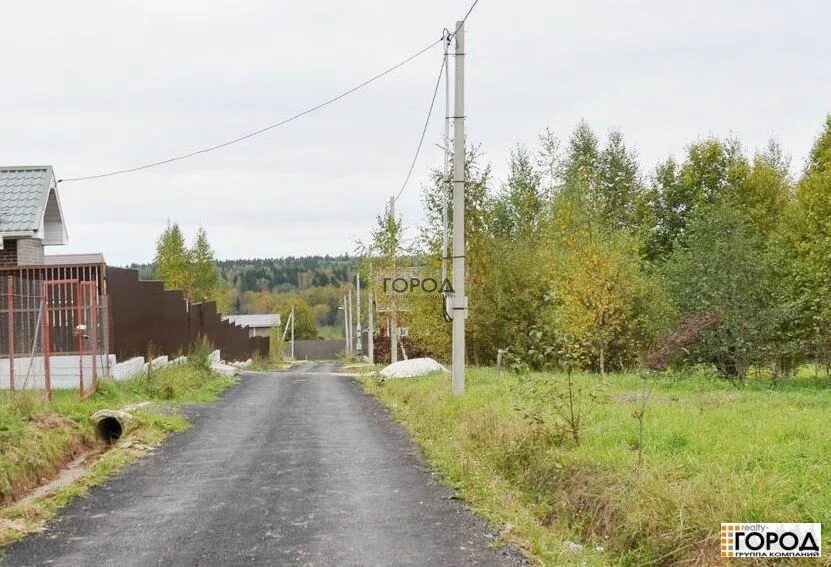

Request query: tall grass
[{"left": 364, "top": 368, "right": 831, "bottom": 565}]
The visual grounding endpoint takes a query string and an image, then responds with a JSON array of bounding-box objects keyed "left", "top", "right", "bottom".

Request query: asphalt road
[{"left": 3, "top": 361, "right": 525, "bottom": 566}]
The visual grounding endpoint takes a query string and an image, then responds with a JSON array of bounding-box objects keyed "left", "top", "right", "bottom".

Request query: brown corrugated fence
[{"left": 107, "top": 267, "right": 268, "bottom": 362}]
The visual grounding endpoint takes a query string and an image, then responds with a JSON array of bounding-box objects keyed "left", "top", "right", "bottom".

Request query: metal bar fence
[{"left": 0, "top": 271, "right": 108, "bottom": 401}]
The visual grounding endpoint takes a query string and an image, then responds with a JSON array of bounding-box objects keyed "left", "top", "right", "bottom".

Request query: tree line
[
  {"left": 214, "top": 256, "right": 356, "bottom": 316},
  {"left": 365, "top": 116, "right": 831, "bottom": 380},
  {"left": 147, "top": 234, "right": 357, "bottom": 339}
]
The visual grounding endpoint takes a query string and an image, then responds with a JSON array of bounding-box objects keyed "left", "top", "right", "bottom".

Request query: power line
[
  {"left": 58, "top": 0, "right": 482, "bottom": 184},
  {"left": 58, "top": 38, "right": 443, "bottom": 183},
  {"left": 394, "top": 48, "right": 447, "bottom": 203},
  {"left": 395, "top": 0, "right": 480, "bottom": 202},
  {"left": 450, "top": 0, "right": 479, "bottom": 37}
]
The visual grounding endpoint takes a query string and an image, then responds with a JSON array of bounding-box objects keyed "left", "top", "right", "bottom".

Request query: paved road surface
[{"left": 3, "top": 362, "right": 524, "bottom": 566}]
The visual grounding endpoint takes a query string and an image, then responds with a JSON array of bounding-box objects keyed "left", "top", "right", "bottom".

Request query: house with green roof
[{"left": 0, "top": 166, "right": 68, "bottom": 266}]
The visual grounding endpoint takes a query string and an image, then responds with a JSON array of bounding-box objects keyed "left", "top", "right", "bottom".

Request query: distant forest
[
  {"left": 132, "top": 255, "right": 359, "bottom": 294},
  {"left": 131, "top": 256, "right": 361, "bottom": 333},
  {"left": 216, "top": 255, "right": 359, "bottom": 293}
]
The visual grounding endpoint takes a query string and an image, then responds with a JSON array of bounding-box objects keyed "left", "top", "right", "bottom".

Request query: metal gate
[{"left": 1, "top": 274, "right": 108, "bottom": 400}]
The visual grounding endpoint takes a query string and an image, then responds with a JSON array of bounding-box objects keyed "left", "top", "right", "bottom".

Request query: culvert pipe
[{"left": 91, "top": 409, "right": 133, "bottom": 445}]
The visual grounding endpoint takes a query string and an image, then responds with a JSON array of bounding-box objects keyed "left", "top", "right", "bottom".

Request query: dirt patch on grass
[
  {"left": 14, "top": 449, "right": 99, "bottom": 508},
  {"left": 27, "top": 413, "right": 75, "bottom": 430}
]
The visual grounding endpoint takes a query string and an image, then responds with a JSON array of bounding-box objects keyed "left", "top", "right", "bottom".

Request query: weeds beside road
[
  {"left": 363, "top": 368, "right": 831, "bottom": 565},
  {"left": 0, "top": 359, "right": 234, "bottom": 547}
]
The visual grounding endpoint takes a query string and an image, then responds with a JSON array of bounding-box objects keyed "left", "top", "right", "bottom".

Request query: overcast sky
[{"left": 1, "top": 1, "right": 828, "bottom": 265}]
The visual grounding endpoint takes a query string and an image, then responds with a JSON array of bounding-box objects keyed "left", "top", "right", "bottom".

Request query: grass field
[
  {"left": 363, "top": 368, "right": 831, "bottom": 565},
  {"left": 0, "top": 360, "right": 234, "bottom": 547}
]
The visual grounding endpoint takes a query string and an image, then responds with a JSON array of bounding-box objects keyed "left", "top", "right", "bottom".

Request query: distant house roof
[
  {"left": 223, "top": 314, "right": 282, "bottom": 328},
  {"left": 0, "top": 166, "right": 67, "bottom": 244},
  {"left": 44, "top": 253, "right": 106, "bottom": 266}
]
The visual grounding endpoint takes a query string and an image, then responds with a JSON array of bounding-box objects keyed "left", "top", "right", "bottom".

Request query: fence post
[
  {"left": 41, "top": 282, "right": 52, "bottom": 402},
  {"left": 7, "top": 276, "right": 14, "bottom": 393},
  {"left": 102, "top": 291, "right": 111, "bottom": 378},
  {"left": 76, "top": 281, "right": 84, "bottom": 398},
  {"left": 89, "top": 283, "right": 99, "bottom": 392}
]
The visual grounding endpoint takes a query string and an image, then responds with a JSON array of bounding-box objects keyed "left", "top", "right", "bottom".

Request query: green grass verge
[
  {"left": 0, "top": 360, "right": 235, "bottom": 547},
  {"left": 362, "top": 368, "right": 831, "bottom": 566},
  {"left": 247, "top": 357, "right": 293, "bottom": 372},
  {"left": 342, "top": 363, "right": 383, "bottom": 375}
]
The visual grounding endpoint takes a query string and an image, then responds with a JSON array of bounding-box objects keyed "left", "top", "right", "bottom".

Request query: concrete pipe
[{"left": 91, "top": 409, "right": 133, "bottom": 445}]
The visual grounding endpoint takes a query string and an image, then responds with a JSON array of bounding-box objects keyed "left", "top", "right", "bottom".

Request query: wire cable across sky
[
  {"left": 394, "top": 47, "right": 448, "bottom": 203},
  {"left": 451, "top": 0, "right": 479, "bottom": 37},
  {"left": 58, "top": 0, "right": 482, "bottom": 184},
  {"left": 393, "top": 0, "right": 481, "bottom": 203},
  {"left": 58, "top": 38, "right": 443, "bottom": 183}
]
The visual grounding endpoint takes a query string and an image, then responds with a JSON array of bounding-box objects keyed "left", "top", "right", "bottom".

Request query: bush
[
  {"left": 188, "top": 336, "right": 214, "bottom": 371},
  {"left": 146, "top": 364, "right": 214, "bottom": 400}
]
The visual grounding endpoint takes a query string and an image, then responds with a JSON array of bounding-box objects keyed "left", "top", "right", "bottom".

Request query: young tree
[
  {"left": 407, "top": 148, "right": 495, "bottom": 363},
  {"left": 153, "top": 221, "right": 193, "bottom": 296},
  {"left": 662, "top": 203, "right": 774, "bottom": 379},
  {"left": 646, "top": 138, "right": 749, "bottom": 259},
  {"left": 535, "top": 127, "right": 564, "bottom": 198},
  {"left": 276, "top": 297, "right": 319, "bottom": 340},
  {"left": 776, "top": 116, "right": 831, "bottom": 370},
  {"left": 545, "top": 189, "right": 666, "bottom": 375},
  {"left": 477, "top": 146, "right": 551, "bottom": 367},
  {"left": 492, "top": 145, "right": 544, "bottom": 238},
  {"left": 191, "top": 227, "right": 220, "bottom": 302},
  {"left": 563, "top": 120, "right": 600, "bottom": 192},
  {"left": 733, "top": 141, "right": 791, "bottom": 236},
  {"left": 596, "top": 129, "right": 644, "bottom": 232}
]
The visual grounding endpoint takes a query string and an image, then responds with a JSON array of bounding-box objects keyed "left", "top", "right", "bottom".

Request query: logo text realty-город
[{"left": 721, "top": 523, "right": 821, "bottom": 558}]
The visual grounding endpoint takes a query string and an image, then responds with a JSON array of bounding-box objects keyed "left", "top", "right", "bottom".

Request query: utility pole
[
  {"left": 342, "top": 295, "right": 349, "bottom": 354},
  {"left": 389, "top": 196, "right": 399, "bottom": 364},
  {"left": 290, "top": 304, "right": 295, "bottom": 359},
  {"left": 355, "top": 273, "right": 362, "bottom": 354},
  {"left": 347, "top": 289, "right": 353, "bottom": 355},
  {"left": 451, "top": 20, "right": 467, "bottom": 395},
  {"left": 441, "top": 29, "right": 451, "bottom": 294},
  {"left": 367, "top": 288, "right": 375, "bottom": 364}
]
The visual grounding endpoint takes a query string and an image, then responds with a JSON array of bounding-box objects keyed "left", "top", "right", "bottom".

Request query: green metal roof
[{"left": 0, "top": 166, "right": 56, "bottom": 233}]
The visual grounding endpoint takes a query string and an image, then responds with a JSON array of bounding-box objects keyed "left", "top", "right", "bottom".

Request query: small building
[
  {"left": 0, "top": 166, "right": 68, "bottom": 266},
  {"left": 223, "top": 314, "right": 282, "bottom": 338}
]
